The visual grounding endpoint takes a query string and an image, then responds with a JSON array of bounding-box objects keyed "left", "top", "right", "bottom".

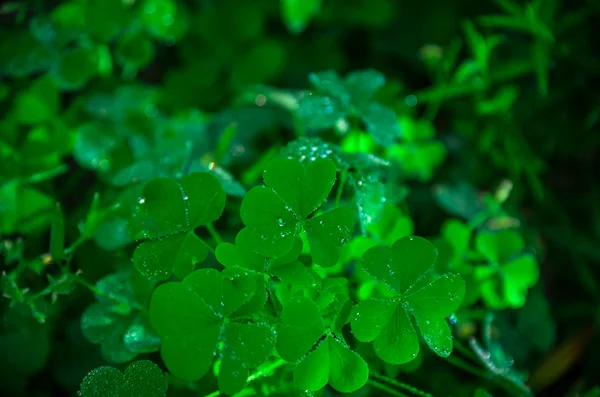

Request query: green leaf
[
  {"left": 128, "top": 172, "right": 226, "bottom": 280},
  {"left": 432, "top": 182, "right": 486, "bottom": 220},
  {"left": 276, "top": 296, "right": 325, "bottom": 362},
  {"left": 309, "top": 71, "right": 350, "bottom": 104},
  {"left": 281, "top": 0, "right": 321, "bottom": 34},
  {"left": 283, "top": 137, "right": 389, "bottom": 234},
  {"left": 79, "top": 360, "right": 167, "bottom": 397},
  {"left": 139, "top": 0, "right": 184, "bottom": 41},
  {"left": 351, "top": 236, "right": 465, "bottom": 363},
  {"left": 239, "top": 157, "right": 354, "bottom": 266},
  {"left": 360, "top": 103, "right": 399, "bottom": 145},
  {"left": 297, "top": 95, "right": 346, "bottom": 131},
  {"left": 303, "top": 206, "right": 355, "bottom": 267},
  {"left": 81, "top": 271, "right": 156, "bottom": 363},
  {"left": 475, "top": 229, "right": 525, "bottom": 263},
  {"left": 216, "top": 234, "right": 304, "bottom": 315},
  {"left": 149, "top": 269, "right": 275, "bottom": 393},
  {"left": 12, "top": 75, "right": 59, "bottom": 125},
  {"left": 115, "top": 31, "right": 155, "bottom": 69},
  {"left": 53, "top": 46, "right": 99, "bottom": 90},
  {"left": 344, "top": 69, "right": 386, "bottom": 109},
  {"left": 50, "top": 203, "right": 65, "bottom": 262},
  {"left": 276, "top": 297, "right": 368, "bottom": 392},
  {"left": 366, "top": 204, "right": 414, "bottom": 245}
]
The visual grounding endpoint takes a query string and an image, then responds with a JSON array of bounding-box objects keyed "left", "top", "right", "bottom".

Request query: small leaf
[
  {"left": 276, "top": 297, "right": 368, "bottom": 393},
  {"left": 297, "top": 95, "right": 346, "bottom": 130},
  {"left": 149, "top": 269, "right": 274, "bottom": 393},
  {"left": 239, "top": 157, "right": 354, "bottom": 266},
  {"left": 351, "top": 236, "right": 465, "bottom": 363},
  {"left": 360, "top": 103, "right": 399, "bottom": 145},
  {"left": 128, "top": 173, "right": 226, "bottom": 280},
  {"left": 281, "top": 0, "right": 321, "bottom": 34},
  {"left": 344, "top": 69, "right": 386, "bottom": 109},
  {"left": 79, "top": 360, "right": 167, "bottom": 397},
  {"left": 276, "top": 296, "right": 325, "bottom": 362}
]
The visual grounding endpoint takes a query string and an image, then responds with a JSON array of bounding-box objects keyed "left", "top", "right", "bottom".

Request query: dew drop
[
  {"left": 277, "top": 218, "right": 286, "bottom": 227},
  {"left": 448, "top": 313, "right": 457, "bottom": 325},
  {"left": 138, "top": 198, "right": 146, "bottom": 204}
]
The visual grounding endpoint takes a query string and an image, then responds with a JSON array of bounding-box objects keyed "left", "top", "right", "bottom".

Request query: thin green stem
[
  {"left": 75, "top": 277, "right": 147, "bottom": 314},
  {"left": 367, "top": 379, "right": 411, "bottom": 397},
  {"left": 202, "top": 359, "right": 287, "bottom": 397},
  {"left": 64, "top": 235, "right": 89, "bottom": 260},
  {"left": 247, "top": 358, "right": 286, "bottom": 382},
  {"left": 444, "top": 355, "right": 491, "bottom": 379},
  {"left": 206, "top": 223, "right": 223, "bottom": 245},
  {"left": 453, "top": 339, "right": 480, "bottom": 362},
  {"left": 369, "top": 372, "right": 434, "bottom": 397},
  {"left": 199, "top": 238, "right": 216, "bottom": 254},
  {"left": 335, "top": 170, "right": 348, "bottom": 207}
]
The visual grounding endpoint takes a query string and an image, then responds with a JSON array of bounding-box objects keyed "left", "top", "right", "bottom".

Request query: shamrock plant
[
  {"left": 351, "top": 236, "right": 465, "bottom": 363},
  {"left": 81, "top": 270, "right": 159, "bottom": 363},
  {"left": 238, "top": 157, "right": 355, "bottom": 267},
  {"left": 276, "top": 296, "right": 368, "bottom": 392},
  {"left": 149, "top": 268, "right": 276, "bottom": 396},
  {"left": 128, "top": 172, "right": 226, "bottom": 280},
  {"left": 3, "top": 0, "right": 598, "bottom": 396},
  {"left": 297, "top": 69, "right": 400, "bottom": 144},
  {"left": 474, "top": 229, "right": 539, "bottom": 309}
]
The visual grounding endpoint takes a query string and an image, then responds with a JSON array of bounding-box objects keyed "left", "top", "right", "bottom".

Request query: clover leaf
[
  {"left": 298, "top": 69, "right": 399, "bottom": 144},
  {"left": 81, "top": 270, "right": 160, "bottom": 363},
  {"left": 351, "top": 236, "right": 465, "bottom": 364},
  {"left": 128, "top": 172, "right": 226, "bottom": 281},
  {"left": 276, "top": 296, "right": 368, "bottom": 393},
  {"left": 238, "top": 157, "right": 355, "bottom": 267},
  {"left": 79, "top": 360, "right": 167, "bottom": 397},
  {"left": 149, "top": 268, "right": 276, "bottom": 396},
  {"left": 283, "top": 137, "right": 388, "bottom": 234},
  {"left": 474, "top": 229, "right": 539, "bottom": 309},
  {"left": 386, "top": 117, "right": 447, "bottom": 182},
  {"left": 216, "top": 233, "right": 308, "bottom": 314}
]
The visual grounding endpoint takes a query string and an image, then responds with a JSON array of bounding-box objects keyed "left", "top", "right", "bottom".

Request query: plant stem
[
  {"left": 368, "top": 379, "right": 411, "bottom": 397},
  {"left": 206, "top": 223, "right": 223, "bottom": 245},
  {"left": 202, "top": 359, "right": 287, "bottom": 397},
  {"left": 199, "top": 237, "right": 216, "bottom": 254},
  {"left": 335, "top": 170, "right": 348, "bottom": 207},
  {"left": 369, "top": 372, "right": 434, "bottom": 397},
  {"left": 444, "top": 355, "right": 491, "bottom": 379},
  {"left": 75, "top": 277, "right": 146, "bottom": 313}
]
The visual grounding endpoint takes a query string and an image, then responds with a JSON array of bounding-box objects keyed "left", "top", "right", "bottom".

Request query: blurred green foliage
[{"left": 1, "top": 0, "right": 600, "bottom": 396}]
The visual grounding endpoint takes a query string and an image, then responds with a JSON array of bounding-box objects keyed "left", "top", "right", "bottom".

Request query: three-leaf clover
[
  {"left": 128, "top": 172, "right": 226, "bottom": 281},
  {"left": 474, "top": 229, "right": 539, "bottom": 309},
  {"left": 283, "top": 137, "right": 390, "bottom": 234},
  {"left": 298, "top": 70, "right": 400, "bottom": 145},
  {"left": 386, "top": 116, "right": 447, "bottom": 182},
  {"left": 81, "top": 270, "right": 160, "bottom": 363},
  {"left": 351, "top": 236, "right": 465, "bottom": 364},
  {"left": 216, "top": 234, "right": 310, "bottom": 313},
  {"left": 149, "top": 268, "right": 276, "bottom": 395},
  {"left": 276, "top": 296, "right": 368, "bottom": 392},
  {"left": 79, "top": 360, "right": 167, "bottom": 397},
  {"left": 238, "top": 157, "right": 355, "bottom": 267}
]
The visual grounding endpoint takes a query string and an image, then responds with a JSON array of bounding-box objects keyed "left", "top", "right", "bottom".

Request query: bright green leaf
[
  {"left": 79, "top": 360, "right": 167, "bottom": 397},
  {"left": 128, "top": 173, "right": 226, "bottom": 280}
]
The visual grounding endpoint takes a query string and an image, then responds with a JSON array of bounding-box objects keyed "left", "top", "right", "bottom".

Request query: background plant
[{"left": 1, "top": 0, "right": 600, "bottom": 397}]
